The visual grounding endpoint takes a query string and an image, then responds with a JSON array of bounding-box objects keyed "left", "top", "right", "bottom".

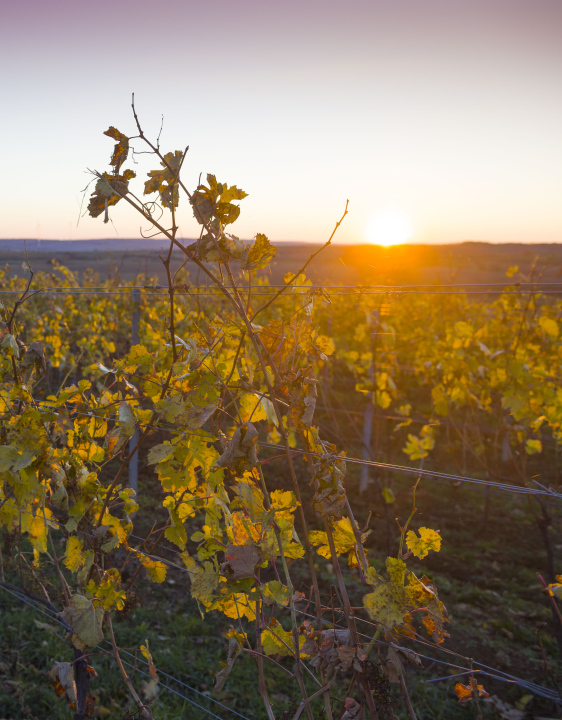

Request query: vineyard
[{"left": 0, "top": 109, "right": 561, "bottom": 720}]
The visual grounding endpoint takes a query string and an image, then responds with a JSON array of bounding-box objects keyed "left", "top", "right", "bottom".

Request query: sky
[{"left": 1, "top": 0, "right": 561, "bottom": 246}]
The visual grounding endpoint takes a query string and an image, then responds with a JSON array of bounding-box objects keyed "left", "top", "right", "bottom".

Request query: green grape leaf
[
  {"left": 262, "top": 580, "right": 291, "bottom": 607},
  {"left": 0, "top": 445, "right": 34, "bottom": 473},
  {"left": 60, "top": 595, "right": 104, "bottom": 649},
  {"left": 190, "top": 561, "right": 219, "bottom": 602},
  {"left": 147, "top": 443, "right": 176, "bottom": 466}
]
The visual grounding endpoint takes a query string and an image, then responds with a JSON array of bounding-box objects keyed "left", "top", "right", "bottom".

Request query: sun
[{"left": 365, "top": 210, "right": 413, "bottom": 246}]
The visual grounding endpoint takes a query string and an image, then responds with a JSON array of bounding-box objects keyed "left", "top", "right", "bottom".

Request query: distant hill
[{"left": 0, "top": 239, "right": 196, "bottom": 253}]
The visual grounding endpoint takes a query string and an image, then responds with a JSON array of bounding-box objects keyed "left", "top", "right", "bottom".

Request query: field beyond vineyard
[{"left": 3, "top": 239, "right": 562, "bottom": 286}]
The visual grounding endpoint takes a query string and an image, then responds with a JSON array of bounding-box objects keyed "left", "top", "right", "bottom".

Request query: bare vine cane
[{"left": 107, "top": 614, "right": 153, "bottom": 719}]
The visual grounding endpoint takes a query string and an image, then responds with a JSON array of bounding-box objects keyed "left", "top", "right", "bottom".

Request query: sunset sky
[{"left": 1, "top": 0, "right": 560, "bottom": 245}]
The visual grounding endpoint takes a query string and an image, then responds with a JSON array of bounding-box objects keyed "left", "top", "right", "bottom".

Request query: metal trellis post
[
  {"left": 129, "top": 288, "right": 140, "bottom": 500},
  {"left": 360, "top": 308, "right": 378, "bottom": 493}
]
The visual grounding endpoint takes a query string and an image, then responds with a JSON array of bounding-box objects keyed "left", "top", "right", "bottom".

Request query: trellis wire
[
  {"left": 3, "top": 392, "right": 557, "bottom": 502},
  {"left": 17, "top": 396, "right": 561, "bottom": 502},
  {"left": 3, "top": 288, "right": 562, "bottom": 297}
]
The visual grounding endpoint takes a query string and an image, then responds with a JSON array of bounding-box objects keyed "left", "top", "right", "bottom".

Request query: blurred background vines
[{"left": 0, "top": 101, "right": 560, "bottom": 720}]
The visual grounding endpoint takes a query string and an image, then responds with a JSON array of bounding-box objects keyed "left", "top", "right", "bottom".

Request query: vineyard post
[
  {"left": 360, "top": 308, "right": 378, "bottom": 493},
  {"left": 128, "top": 287, "right": 140, "bottom": 501}
]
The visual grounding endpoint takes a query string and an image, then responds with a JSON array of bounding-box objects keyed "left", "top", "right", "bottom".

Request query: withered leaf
[
  {"left": 221, "top": 543, "right": 261, "bottom": 581},
  {"left": 103, "top": 126, "right": 129, "bottom": 169},
  {"left": 21, "top": 341, "right": 47, "bottom": 383},
  {"left": 310, "top": 446, "right": 347, "bottom": 519},
  {"left": 88, "top": 171, "right": 135, "bottom": 219},
  {"left": 341, "top": 698, "right": 362, "bottom": 720},
  {"left": 215, "top": 423, "right": 258, "bottom": 475},
  {"left": 385, "top": 646, "right": 404, "bottom": 684},
  {"left": 287, "top": 370, "right": 318, "bottom": 430},
  {"left": 301, "top": 627, "right": 362, "bottom": 674},
  {"left": 48, "top": 661, "right": 77, "bottom": 705}
]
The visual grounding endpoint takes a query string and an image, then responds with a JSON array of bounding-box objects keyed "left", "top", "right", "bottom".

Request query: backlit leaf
[{"left": 405, "top": 527, "right": 442, "bottom": 559}]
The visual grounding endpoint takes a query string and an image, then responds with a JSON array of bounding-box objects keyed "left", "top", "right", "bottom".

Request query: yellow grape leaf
[
  {"left": 386, "top": 557, "right": 407, "bottom": 585},
  {"left": 215, "top": 593, "right": 256, "bottom": 621},
  {"left": 539, "top": 316, "right": 559, "bottom": 338},
  {"left": 363, "top": 582, "right": 410, "bottom": 630},
  {"left": 262, "top": 622, "right": 298, "bottom": 657},
  {"left": 455, "top": 683, "right": 472, "bottom": 702},
  {"left": 238, "top": 393, "right": 267, "bottom": 423},
  {"left": 363, "top": 557, "right": 437, "bottom": 630},
  {"left": 314, "top": 335, "right": 335, "bottom": 356},
  {"left": 242, "top": 233, "right": 277, "bottom": 271},
  {"left": 271, "top": 490, "right": 297, "bottom": 510},
  {"left": 455, "top": 680, "right": 489, "bottom": 703},
  {"left": 375, "top": 390, "right": 391, "bottom": 409},
  {"left": 64, "top": 537, "right": 83, "bottom": 572},
  {"left": 382, "top": 487, "right": 395, "bottom": 504},
  {"left": 505, "top": 265, "right": 519, "bottom": 278},
  {"left": 546, "top": 576, "right": 562, "bottom": 599},
  {"left": 86, "top": 569, "right": 126, "bottom": 611},
  {"left": 21, "top": 513, "right": 48, "bottom": 554},
  {"left": 525, "top": 439, "right": 542, "bottom": 455},
  {"left": 405, "top": 527, "right": 442, "bottom": 559},
  {"left": 140, "top": 556, "right": 167, "bottom": 583},
  {"left": 309, "top": 517, "right": 358, "bottom": 559},
  {"left": 232, "top": 480, "right": 266, "bottom": 521},
  {"left": 140, "top": 640, "right": 158, "bottom": 680}
]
